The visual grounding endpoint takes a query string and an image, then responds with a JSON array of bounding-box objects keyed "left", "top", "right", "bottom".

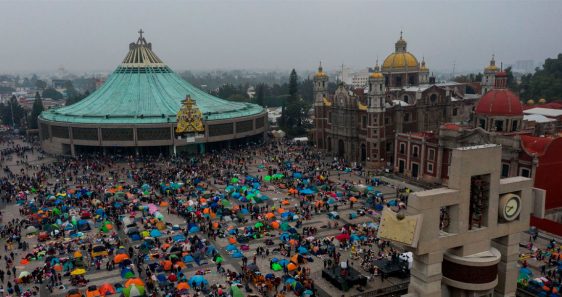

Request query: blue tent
[
  {"left": 299, "top": 189, "right": 314, "bottom": 195},
  {"left": 279, "top": 233, "right": 290, "bottom": 242},
  {"left": 240, "top": 208, "right": 249, "bottom": 215},
  {"left": 173, "top": 234, "right": 186, "bottom": 242},
  {"left": 189, "top": 226, "right": 200, "bottom": 233},
  {"left": 285, "top": 277, "right": 296, "bottom": 284},
  {"left": 226, "top": 244, "right": 238, "bottom": 251},
  {"left": 156, "top": 273, "right": 167, "bottom": 282},
  {"left": 183, "top": 255, "right": 194, "bottom": 263},
  {"left": 206, "top": 245, "right": 216, "bottom": 256},
  {"left": 232, "top": 251, "right": 244, "bottom": 258},
  {"left": 271, "top": 258, "right": 279, "bottom": 263},
  {"left": 150, "top": 229, "right": 162, "bottom": 237},
  {"left": 188, "top": 275, "right": 209, "bottom": 287},
  {"left": 293, "top": 172, "right": 303, "bottom": 179},
  {"left": 279, "top": 259, "right": 290, "bottom": 267},
  {"left": 297, "top": 247, "right": 309, "bottom": 254}
]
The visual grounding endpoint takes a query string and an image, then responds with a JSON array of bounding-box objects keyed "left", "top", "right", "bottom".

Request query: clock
[{"left": 498, "top": 193, "right": 521, "bottom": 222}]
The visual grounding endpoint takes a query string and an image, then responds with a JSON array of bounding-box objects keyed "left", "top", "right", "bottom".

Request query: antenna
[{"left": 452, "top": 61, "right": 456, "bottom": 78}]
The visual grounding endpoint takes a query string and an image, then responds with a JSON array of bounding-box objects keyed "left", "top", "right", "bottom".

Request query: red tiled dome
[{"left": 475, "top": 89, "right": 523, "bottom": 116}]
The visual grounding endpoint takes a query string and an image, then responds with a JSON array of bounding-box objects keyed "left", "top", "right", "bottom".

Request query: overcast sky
[{"left": 1, "top": 0, "right": 561, "bottom": 74}]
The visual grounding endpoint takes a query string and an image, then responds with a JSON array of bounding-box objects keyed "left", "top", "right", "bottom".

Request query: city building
[
  {"left": 312, "top": 33, "right": 478, "bottom": 168},
  {"left": 39, "top": 31, "right": 267, "bottom": 156},
  {"left": 379, "top": 144, "right": 541, "bottom": 296},
  {"left": 394, "top": 64, "right": 562, "bottom": 237}
]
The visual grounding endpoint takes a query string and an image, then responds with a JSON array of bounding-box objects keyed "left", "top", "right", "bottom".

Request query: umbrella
[
  {"left": 99, "top": 283, "right": 116, "bottom": 295},
  {"left": 335, "top": 233, "right": 350, "bottom": 241},
  {"left": 125, "top": 278, "right": 145, "bottom": 288},
  {"left": 176, "top": 282, "right": 190, "bottom": 290},
  {"left": 123, "top": 284, "right": 145, "bottom": 297},
  {"left": 114, "top": 254, "right": 130, "bottom": 264},
  {"left": 71, "top": 268, "right": 86, "bottom": 275},
  {"left": 19, "top": 271, "right": 31, "bottom": 278},
  {"left": 188, "top": 275, "right": 209, "bottom": 287}
]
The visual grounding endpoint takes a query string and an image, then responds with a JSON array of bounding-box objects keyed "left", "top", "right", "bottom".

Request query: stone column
[
  {"left": 492, "top": 234, "right": 520, "bottom": 297},
  {"left": 408, "top": 251, "right": 444, "bottom": 297}
]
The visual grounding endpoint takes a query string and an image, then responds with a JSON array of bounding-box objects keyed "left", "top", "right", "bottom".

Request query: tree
[
  {"left": 520, "top": 53, "right": 562, "bottom": 101},
  {"left": 28, "top": 92, "right": 44, "bottom": 129},
  {"left": 42, "top": 88, "right": 64, "bottom": 100},
  {"left": 281, "top": 69, "right": 309, "bottom": 136},
  {"left": 35, "top": 80, "right": 47, "bottom": 90},
  {"left": 0, "top": 95, "right": 27, "bottom": 128},
  {"left": 504, "top": 67, "right": 518, "bottom": 92},
  {"left": 64, "top": 81, "right": 78, "bottom": 99},
  {"left": 255, "top": 84, "right": 265, "bottom": 107}
]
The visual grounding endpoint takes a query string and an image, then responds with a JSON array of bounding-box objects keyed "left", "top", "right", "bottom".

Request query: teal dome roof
[{"left": 40, "top": 32, "right": 264, "bottom": 124}]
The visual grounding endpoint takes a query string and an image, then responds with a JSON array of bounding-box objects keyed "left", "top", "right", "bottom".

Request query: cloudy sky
[{"left": 1, "top": 0, "right": 561, "bottom": 74}]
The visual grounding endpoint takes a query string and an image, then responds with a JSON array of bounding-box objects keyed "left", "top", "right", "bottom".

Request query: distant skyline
[{"left": 1, "top": 0, "right": 561, "bottom": 74}]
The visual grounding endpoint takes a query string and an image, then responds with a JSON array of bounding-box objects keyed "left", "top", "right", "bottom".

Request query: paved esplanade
[{"left": 3, "top": 137, "right": 532, "bottom": 297}]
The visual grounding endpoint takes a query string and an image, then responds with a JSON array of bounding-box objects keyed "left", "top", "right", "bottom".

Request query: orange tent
[
  {"left": 20, "top": 259, "right": 29, "bottom": 265},
  {"left": 203, "top": 208, "right": 210, "bottom": 214},
  {"left": 53, "top": 264, "right": 63, "bottom": 272},
  {"left": 160, "top": 201, "right": 169, "bottom": 207},
  {"left": 85, "top": 288, "right": 101, "bottom": 297},
  {"left": 228, "top": 237, "right": 237, "bottom": 244},
  {"left": 281, "top": 200, "right": 290, "bottom": 205},
  {"left": 162, "top": 260, "right": 173, "bottom": 271},
  {"left": 177, "top": 282, "right": 190, "bottom": 290},
  {"left": 287, "top": 263, "right": 297, "bottom": 271},
  {"left": 73, "top": 251, "right": 83, "bottom": 258},
  {"left": 271, "top": 221, "right": 280, "bottom": 229},
  {"left": 125, "top": 278, "right": 145, "bottom": 288},
  {"left": 265, "top": 213, "right": 275, "bottom": 220},
  {"left": 289, "top": 239, "right": 297, "bottom": 246},
  {"left": 277, "top": 208, "right": 286, "bottom": 214},
  {"left": 98, "top": 283, "right": 116, "bottom": 295},
  {"left": 199, "top": 198, "right": 207, "bottom": 204},
  {"left": 349, "top": 197, "right": 358, "bottom": 202},
  {"left": 212, "top": 222, "right": 219, "bottom": 229},
  {"left": 113, "top": 254, "right": 130, "bottom": 264}
]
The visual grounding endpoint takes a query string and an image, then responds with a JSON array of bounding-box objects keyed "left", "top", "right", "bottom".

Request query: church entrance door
[
  {"left": 360, "top": 144, "right": 366, "bottom": 162},
  {"left": 338, "top": 140, "right": 345, "bottom": 158}
]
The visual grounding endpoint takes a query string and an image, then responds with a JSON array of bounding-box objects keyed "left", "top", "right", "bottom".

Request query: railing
[{"left": 349, "top": 282, "right": 410, "bottom": 297}]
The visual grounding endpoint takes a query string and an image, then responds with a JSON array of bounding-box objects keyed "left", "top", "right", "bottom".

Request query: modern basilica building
[{"left": 39, "top": 31, "right": 267, "bottom": 156}]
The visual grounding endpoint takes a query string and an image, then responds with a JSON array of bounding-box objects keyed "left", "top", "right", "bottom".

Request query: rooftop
[
  {"left": 40, "top": 31, "right": 264, "bottom": 125},
  {"left": 523, "top": 107, "right": 562, "bottom": 117}
]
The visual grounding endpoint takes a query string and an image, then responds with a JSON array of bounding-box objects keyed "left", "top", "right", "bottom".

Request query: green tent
[
  {"left": 221, "top": 199, "right": 232, "bottom": 208},
  {"left": 124, "top": 284, "right": 145, "bottom": 297},
  {"left": 254, "top": 222, "right": 264, "bottom": 228},
  {"left": 264, "top": 175, "right": 272, "bottom": 181},
  {"left": 230, "top": 177, "right": 239, "bottom": 183},
  {"left": 281, "top": 222, "right": 290, "bottom": 231},
  {"left": 231, "top": 285, "right": 244, "bottom": 297},
  {"left": 272, "top": 263, "right": 283, "bottom": 271},
  {"left": 52, "top": 208, "right": 61, "bottom": 215},
  {"left": 215, "top": 256, "right": 223, "bottom": 264}
]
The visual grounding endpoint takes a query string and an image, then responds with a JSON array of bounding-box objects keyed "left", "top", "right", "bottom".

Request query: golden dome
[
  {"left": 315, "top": 71, "right": 327, "bottom": 78},
  {"left": 527, "top": 99, "right": 535, "bottom": 105},
  {"left": 314, "top": 62, "right": 328, "bottom": 78},
  {"left": 382, "top": 52, "right": 419, "bottom": 70},
  {"left": 538, "top": 98, "right": 547, "bottom": 104},
  {"left": 485, "top": 54, "right": 498, "bottom": 71},
  {"left": 370, "top": 72, "right": 383, "bottom": 79}
]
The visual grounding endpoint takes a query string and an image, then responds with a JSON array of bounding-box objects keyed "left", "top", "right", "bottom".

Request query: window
[
  {"left": 501, "top": 164, "right": 510, "bottom": 178},
  {"left": 327, "top": 112, "right": 332, "bottom": 124},
  {"left": 453, "top": 108, "right": 458, "bottom": 116},
  {"left": 430, "top": 94, "right": 437, "bottom": 104},
  {"left": 399, "top": 143, "right": 405, "bottom": 154},
  {"left": 495, "top": 120, "right": 504, "bottom": 132},
  {"left": 520, "top": 168, "right": 531, "bottom": 178},
  {"left": 479, "top": 119, "right": 486, "bottom": 129},
  {"left": 236, "top": 120, "right": 254, "bottom": 133},
  {"left": 412, "top": 146, "right": 419, "bottom": 157},
  {"left": 427, "top": 163, "right": 434, "bottom": 173},
  {"left": 428, "top": 148, "right": 435, "bottom": 161},
  {"left": 403, "top": 95, "right": 409, "bottom": 103},
  {"left": 404, "top": 113, "right": 410, "bottom": 122},
  {"left": 362, "top": 116, "right": 367, "bottom": 129},
  {"left": 511, "top": 120, "right": 518, "bottom": 131},
  {"left": 385, "top": 117, "right": 390, "bottom": 125},
  {"left": 395, "top": 76, "right": 402, "bottom": 87}
]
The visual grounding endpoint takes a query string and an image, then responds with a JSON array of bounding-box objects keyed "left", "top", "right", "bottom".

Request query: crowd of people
[{"left": 0, "top": 134, "right": 418, "bottom": 297}]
